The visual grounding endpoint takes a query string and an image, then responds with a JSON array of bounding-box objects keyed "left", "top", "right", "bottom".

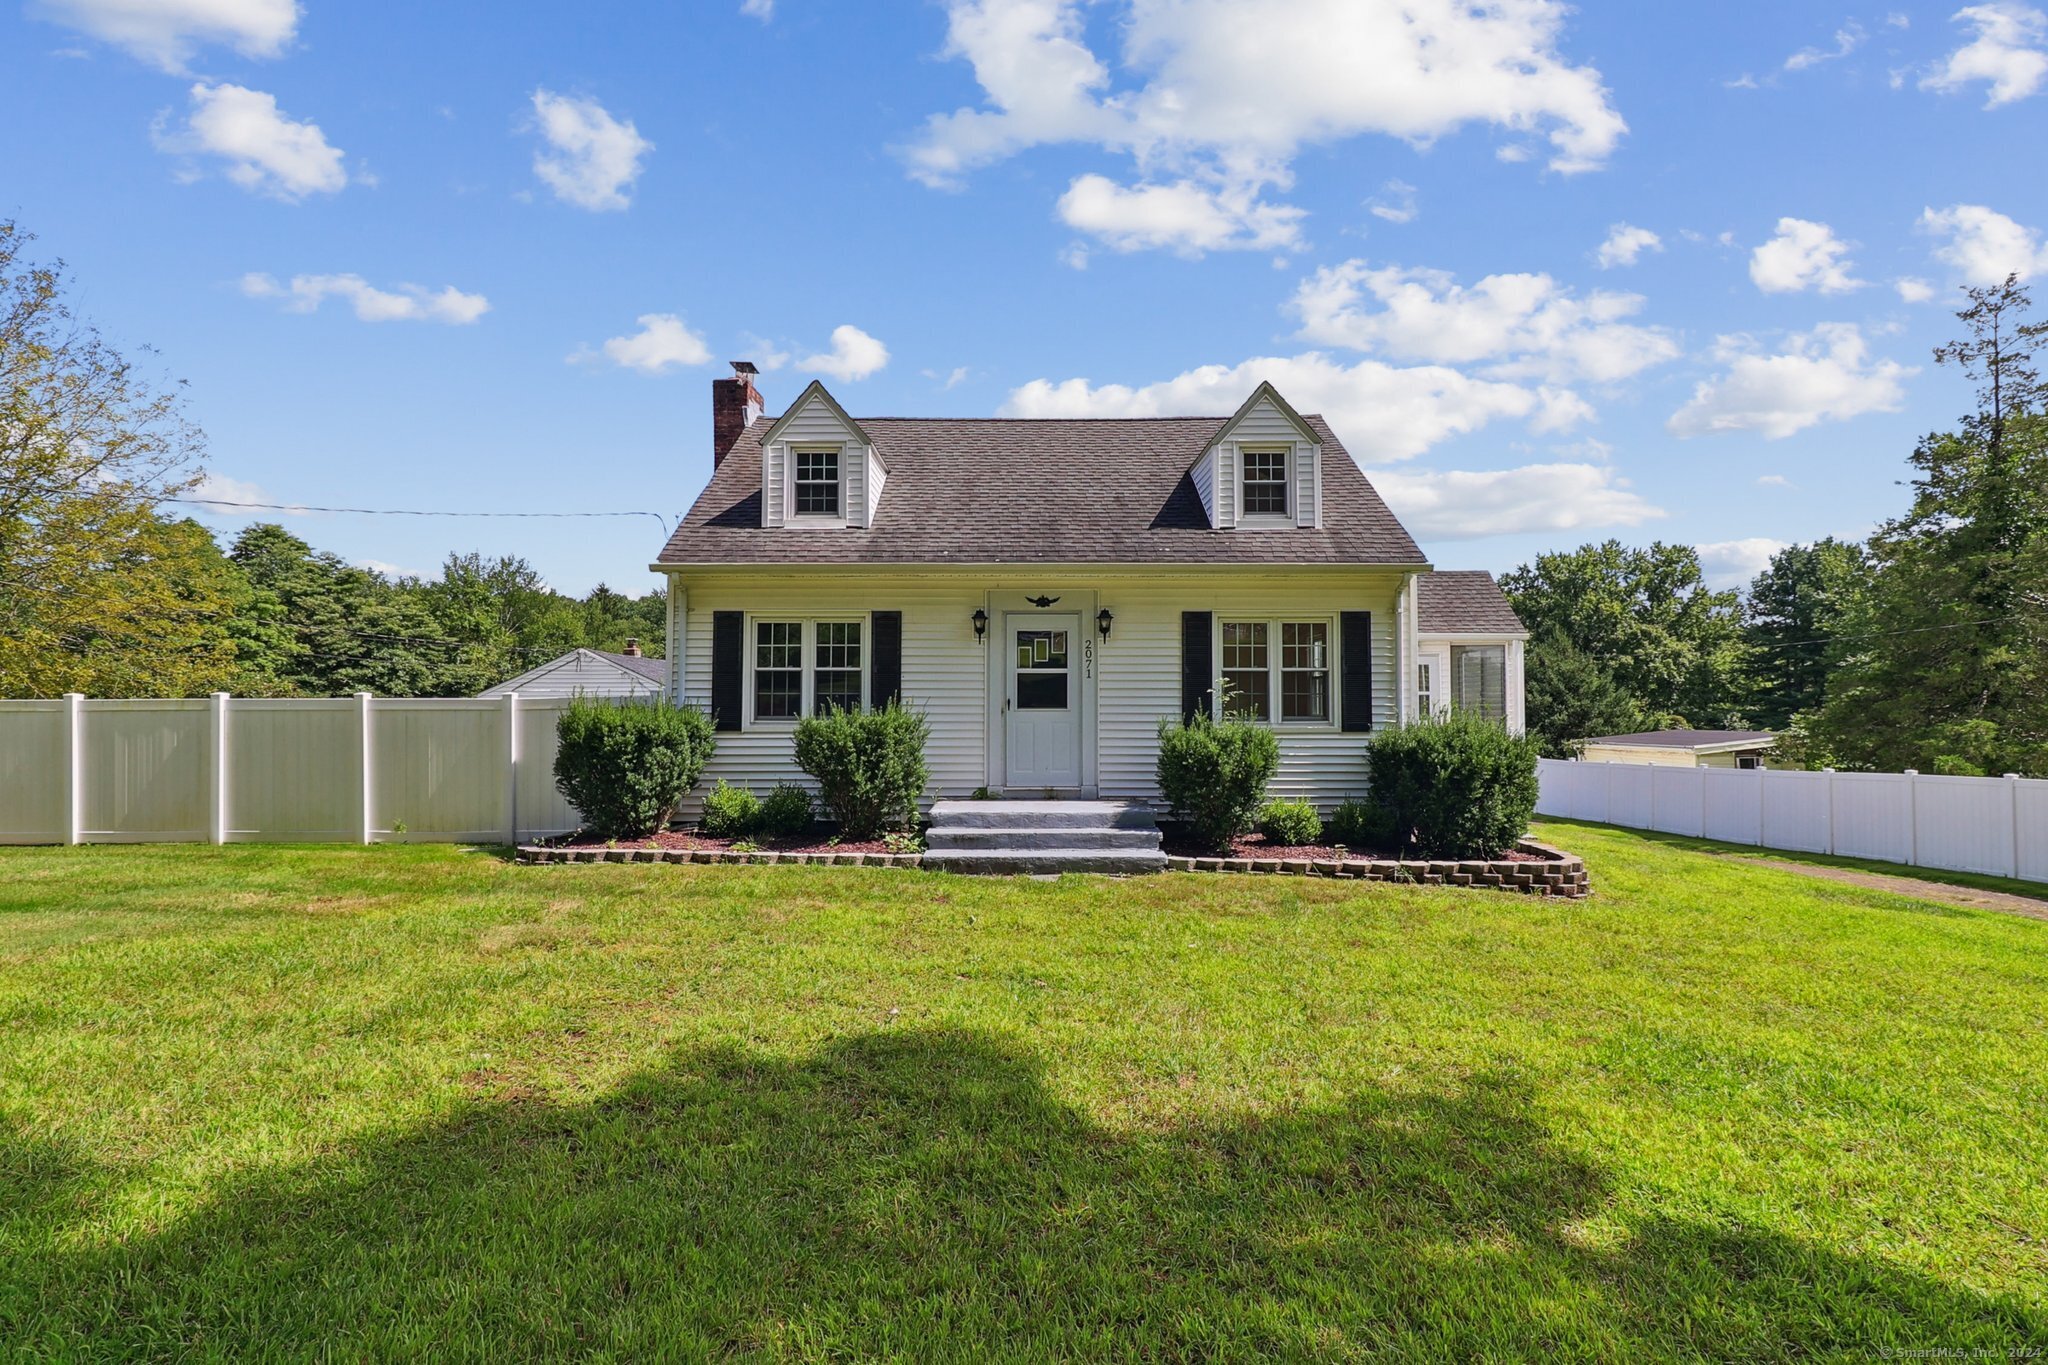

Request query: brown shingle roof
[
  {"left": 654, "top": 414, "right": 1426, "bottom": 566},
  {"left": 1416, "top": 570, "right": 1525, "bottom": 634}
]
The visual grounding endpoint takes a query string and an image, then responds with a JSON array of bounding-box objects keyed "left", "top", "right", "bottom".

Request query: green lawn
[{"left": 1, "top": 822, "right": 2043, "bottom": 1361}]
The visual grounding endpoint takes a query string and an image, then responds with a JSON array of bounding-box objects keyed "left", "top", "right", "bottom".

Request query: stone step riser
[
  {"left": 929, "top": 810, "right": 1157, "bottom": 831},
  {"left": 923, "top": 852, "right": 1170, "bottom": 876},
  {"left": 925, "top": 828, "right": 1162, "bottom": 852}
]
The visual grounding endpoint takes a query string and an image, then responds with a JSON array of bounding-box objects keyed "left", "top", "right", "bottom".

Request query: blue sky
[{"left": 4, "top": 0, "right": 2046, "bottom": 594}]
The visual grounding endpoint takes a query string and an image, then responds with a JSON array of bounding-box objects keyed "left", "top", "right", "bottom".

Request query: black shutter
[
  {"left": 711, "top": 611, "right": 743, "bottom": 732},
  {"left": 1181, "top": 611, "right": 1213, "bottom": 723},
  {"left": 1341, "top": 611, "right": 1373, "bottom": 732},
  {"left": 870, "top": 611, "right": 902, "bottom": 709}
]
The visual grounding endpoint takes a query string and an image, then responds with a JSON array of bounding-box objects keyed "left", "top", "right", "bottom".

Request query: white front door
[{"left": 1003, "top": 614, "right": 1082, "bottom": 789}]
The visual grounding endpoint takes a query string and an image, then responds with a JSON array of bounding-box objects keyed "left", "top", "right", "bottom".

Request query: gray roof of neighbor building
[
  {"left": 1583, "top": 730, "right": 1776, "bottom": 749},
  {"left": 655, "top": 414, "right": 1427, "bottom": 566},
  {"left": 590, "top": 649, "right": 668, "bottom": 683},
  {"left": 1415, "top": 570, "right": 1525, "bottom": 634}
]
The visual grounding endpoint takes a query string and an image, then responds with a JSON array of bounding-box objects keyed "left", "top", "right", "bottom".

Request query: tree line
[{"left": 1509, "top": 275, "right": 2047, "bottom": 777}]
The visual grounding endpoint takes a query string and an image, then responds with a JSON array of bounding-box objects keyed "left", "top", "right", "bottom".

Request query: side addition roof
[
  {"left": 1415, "top": 570, "right": 1526, "bottom": 635},
  {"left": 1582, "top": 730, "right": 1777, "bottom": 750}
]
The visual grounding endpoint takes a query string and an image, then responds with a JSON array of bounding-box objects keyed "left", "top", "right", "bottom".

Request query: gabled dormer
[
  {"left": 1189, "top": 382, "right": 1322, "bottom": 531},
  {"left": 757, "top": 380, "right": 888, "bottom": 529}
]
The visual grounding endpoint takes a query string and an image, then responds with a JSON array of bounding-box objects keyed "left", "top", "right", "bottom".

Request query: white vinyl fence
[
  {"left": 0, "top": 694, "right": 583, "bottom": 845},
  {"left": 1537, "top": 758, "right": 2048, "bottom": 885}
]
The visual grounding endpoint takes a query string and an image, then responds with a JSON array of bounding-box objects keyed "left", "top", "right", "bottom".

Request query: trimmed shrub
[
  {"left": 1367, "top": 713, "right": 1540, "bottom": 859},
  {"left": 699, "top": 780, "right": 761, "bottom": 839},
  {"left": 757, "top": 782, "right": 815, "bottom": 839},
  {"left": 1326, "top": 797, "right": 1401, "bottom": 852},
  {"left": 792, "top": 702, "right": 930, "bottom": 840},
  {"left": 552, "top": 698, "right": 715, "bottom": 841},
  {"left": 1257, "top": 798, "right": 1322, "bottom": 847},
  {"left": 1155, "top": 711, "right": 1281, "bottom": 853}
]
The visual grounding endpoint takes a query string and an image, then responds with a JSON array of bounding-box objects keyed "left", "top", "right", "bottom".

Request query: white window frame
[
  {"left": 1236, "top": 444, "right": 1293, "bottom": 524},
  {"left": 788, "top": 443, "right": 846, "bottom": 522},
  {"left": 1214, "top": 615, "right": 1337, "bottom": 728},
  {"left": 1449, "top": 643, "right": 1508, "bottom": 723},
  {"left": 745, "top": 614, "right": 869, "bottom": 726},
  {"left": 1416, "top": 660, "right": 1435, "bottom": 719}
]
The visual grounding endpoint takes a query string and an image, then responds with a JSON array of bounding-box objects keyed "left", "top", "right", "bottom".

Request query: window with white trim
[
  {"left": 792, "top": 446, "right": 841, "bottom": 517},
  {"left": 1451, "top": 644, "right": 1506, "bottom": 722},
  {"left": 752, "top": 618, "right": 864, "bottom": 721},
  {"left": 1416, "top": 661, "right": 1434, "bottom": 718},
  {"left": 1240, "top": 446, "right": 1290, "bottom": 517},
  {"left": 1220, "top": 618, "right": 1332, "bottom": 723}
]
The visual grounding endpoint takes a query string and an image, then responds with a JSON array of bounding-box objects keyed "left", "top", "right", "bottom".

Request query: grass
[{"left": 0, "top": 819, "right": 2042, "bottom": 1361}]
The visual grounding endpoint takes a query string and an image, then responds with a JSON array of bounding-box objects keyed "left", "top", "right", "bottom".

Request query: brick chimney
[
  {"left": 622, "top": 638, "right": 641, "bottom": 657},
  {"left": 712, "top": 361, "right": 764, "bottom": 468}
]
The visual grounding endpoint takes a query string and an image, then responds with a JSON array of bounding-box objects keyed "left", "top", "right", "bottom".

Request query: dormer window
[
  {"left": 1241, "top": 447, "right": 1290, "bottom": 517},
  {"left": 793, "top": 446, "right": 841, "bottom": 517}
]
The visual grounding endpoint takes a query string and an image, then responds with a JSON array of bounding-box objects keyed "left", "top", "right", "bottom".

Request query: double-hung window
[
  {"left": 1240, "top": 447, "right": 1290, "bottom": 517},
  {"left": 1450, "top": 644, "right": 1506, "bottom": 722},
  {"left": 1219, "top": 618, "right": 1332, "bottom": 724},
  {"left": 792, "top": 446, "right": 841, "bottom": 517},
  {"left": 752, "top": 618, "right": 864, "bottom": 721},
  {"left": 1416, "top": 661, "right": 1435, "bottom": 718}
]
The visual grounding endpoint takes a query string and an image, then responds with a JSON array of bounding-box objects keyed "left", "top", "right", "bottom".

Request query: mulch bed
[{"left": 535, "top": 830, "right": 902, "bottom": 856}]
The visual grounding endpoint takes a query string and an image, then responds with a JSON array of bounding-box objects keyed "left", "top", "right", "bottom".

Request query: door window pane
[
  {"left": 1221, "top": 621, "right": 1270, "bottom": 721},
  {"left": 754, "top": 621, "right": 802, "bottom": 719},
  {"left": 1017, "top": 673, "right": 1068, "bottom": 709},
  {"left": 1014, "top": 630, "right": 1069, "bottom": 710},
  {"left": 813, "top": 621, "right": 862, "bottom": 714},
  {"left": 1280, "top": 621, "right": 1329, "bottom": 721}
]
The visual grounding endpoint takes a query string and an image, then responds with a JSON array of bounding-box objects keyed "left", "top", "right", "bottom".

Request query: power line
[{"left": 166, "top": 498, "right": 673, "bottom": 537}]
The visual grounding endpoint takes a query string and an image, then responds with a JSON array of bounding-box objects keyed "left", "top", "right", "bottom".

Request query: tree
[
  {"left": 1811, "top": 279, "right": 2048, "bottom": 774},
  {"left": 1500, "top": 540, "right": 1752, "bottom": 728},
  {"left": 1741, "top": 539, "right": 1869, "bottom": 731},
  {"left": 1522, "top": 632, "right": 1647, "bottom": 758},
  {"left": 0, "top": 220, "right": 243, "bottom": 696}
]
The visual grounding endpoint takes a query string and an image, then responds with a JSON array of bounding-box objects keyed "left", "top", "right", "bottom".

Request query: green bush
[
  {"left": 699, "top": 780, "right": 761, "bottom": 838},
  {"left": 757, "top": 782, "right": 815, "bottom": 839},
  {"left": 1155, "top": 711, "right": 1281, "bottom": 853},
  {"left": 1326, "top": 797, "right": 1401, "bottom": 851},
  {"left": 1367, "top": 713, "right": 1540, "bottom": 859},
  {"left": 552, "top": 698, "right": 715, "bottom": 841},
  {"left": 1256, "top": 798, "right": 1322, "bottom": 847},
  {"left": 792, "top": 702, "right": 930, "bottom": 840}
]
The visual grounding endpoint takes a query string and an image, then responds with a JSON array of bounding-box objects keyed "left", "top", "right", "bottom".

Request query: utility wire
[{"left": 166, "top": 498, "right": 673, "bottom": 538}]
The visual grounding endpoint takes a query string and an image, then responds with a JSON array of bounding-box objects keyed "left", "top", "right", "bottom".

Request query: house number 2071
[{"left": 1084, "top": 640, "right": 1094, "bottom": 680}]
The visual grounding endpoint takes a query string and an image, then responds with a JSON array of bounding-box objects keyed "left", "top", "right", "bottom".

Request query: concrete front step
[
  {"left": 928, "top": 799, "right": 1159, "bottom": 831},
  {"left": 925, "top": 827, "right": 1164, "bottom": 852},
  {"left": 921, "top": 849, "right": 1170, "bottom": 876}
]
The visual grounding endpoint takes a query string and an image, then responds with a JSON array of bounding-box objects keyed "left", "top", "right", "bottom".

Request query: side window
[
  {"left": 1451, "top": 645, "right": 1506, "bottom": 722},
  {"left": 1416, "top": 661, "right": 1434, "bottom": 717}
]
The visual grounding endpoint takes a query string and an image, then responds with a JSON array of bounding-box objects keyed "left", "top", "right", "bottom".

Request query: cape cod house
[{"left": 650, "top": 364, "right": 1526, "bottom": 813}]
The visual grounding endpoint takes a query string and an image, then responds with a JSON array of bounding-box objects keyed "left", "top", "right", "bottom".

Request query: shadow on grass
[{"left": 3, "top": 1030, "right": 2036, "bottom": 1359}]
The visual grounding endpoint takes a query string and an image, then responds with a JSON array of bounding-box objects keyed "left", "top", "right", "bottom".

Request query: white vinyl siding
[
  {"left": 1190, "top": 448, "right": 1217, "bottom": 525},
  {"left": 761, "top": 389, "right": 876, "bottom": 528},
  {"left": 669, "top": 567, "right": 1404, "bottom": 815},
  {"left": 1208, "top": 391, "right": 1321, "bottom": 529}
]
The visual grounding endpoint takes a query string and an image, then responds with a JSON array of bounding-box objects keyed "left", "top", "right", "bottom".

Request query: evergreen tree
[
  {"left": 1741, "top": 538, "right": 1869, "bottom": 731},
  {"left": 1522, "top": 632, "right": 1647, "bottom": 758}
]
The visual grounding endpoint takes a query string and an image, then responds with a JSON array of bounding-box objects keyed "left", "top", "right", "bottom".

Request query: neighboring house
[
  {"left": 650, "top": 363, "right": 1528, "bottom": 810},
  {"left": 1577, "top": 730, "right": 1777, "bottom": 769},
  {"left": 477, "top": 642, "right": 666, "bottom": 700}
]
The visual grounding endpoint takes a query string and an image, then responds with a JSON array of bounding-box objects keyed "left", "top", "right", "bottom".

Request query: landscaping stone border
[
  {"left": 517, "top": 845, "right": 922, "bottom": 868},
  {"left": 1163, "top": 839, "right": 1589, "bottom": 898}
]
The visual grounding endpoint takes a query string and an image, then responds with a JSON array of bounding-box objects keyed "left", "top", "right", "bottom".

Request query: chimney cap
[
  {"left": 730, "top": 360, "right": 759, "bottom": 377},
  {"left": 622, "top": 637, "right": 641, "bottom": 656}
]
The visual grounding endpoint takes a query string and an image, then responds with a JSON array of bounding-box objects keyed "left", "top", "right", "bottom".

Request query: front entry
[{"left": 1002, "top": 613, "right": 1082, "bottom": 789}]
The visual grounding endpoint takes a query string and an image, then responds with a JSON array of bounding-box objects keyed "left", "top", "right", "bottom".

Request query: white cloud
[
  {"left": 528, "top": 89, "right": 653, "bottom": 212},
  {"left": 1001, "top": 352, "right": 1590, "bottom": 464},
  {"left": 1894, "top": 276, "right": 1937, "bottom": 302},
  {"left": 903, "top": 0, "right": 1625, "bottom": 252},
  {"left": 1756, "top": 473, "right": 1795, "bottom": 487},
  {"left": 588, "top": 314, "right": 713, "bottom": 372},
  {"left": 1055, "top": 174, "right": 1305, "bottom": 255},
  {"left": 1749, "top": 217, "right": 1863, "bottom": 294},
  {"left": 924, "top": 365, "right": 972, "bottom": 390},
  {"left": 1367, "top": 179, "right": 1418, "bottom": 225},
  {"left": 1373, "top": 463, "right": 1664, "bottom": 539},
  {"left": 356, "top": 558, "right": 426, "bottom": 581},
  {"left": 1921, "top": 3, "right": 2048, "bottom": 106},
  {"left": 1918, "top": 203, "right": 2048, "bottom": 283},
  {"left": 241, "top": 272, "right": 489, "bottom": 324},
  {"left": 32, "top": 0, "right": 297, "bottom": 72},
  {"left": 737, "top": 333, "right": 792, "bottom": 372},
  {"left": 155, "top": 82, "right": 345, "bottom": 200},
  {"left": 1697, "top": 538, "right": 1790, "bottom": 590},
  {"left": 1785, "top": 22, "right": 1865, "bottom": 71},
  {"left": 1667, "top": 324, "right": 1914, "bottom": 440},
  {"left": 799, "top": 325, "right": 890, "bottom": 381},
  {"left": 1594, "top": 223, "right": 1662, "bottom": 269},
  {"left": 1290, "top": 260, "right": 1680, "bottom": 385},
  {"left": 187, "top": 471, "right": 306, "bottom": 516},
  {"left": 740, "top": 0, "right": 774, "bottom": 18}
]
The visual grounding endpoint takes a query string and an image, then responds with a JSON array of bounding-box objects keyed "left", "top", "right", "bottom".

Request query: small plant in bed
[
  {"left": 757, "top": 783, "right": 816, "bottom": 840},
  {"left": 1325, "top": 797, "right": 1402, "bottom": 854},
  {"left": 1368, "top": 713, "right": 1540, "bottom": 859},
  {"left": 793, "top": 702, "right": 930, "bottom": 840},
  {"left": 1256, "top": 798, "right": 1322, "bottom": 847},
  {"left": 553, "top": 697, "right": 715, "bottom": 841},
  {"left": 699, "top": 780, "right": 762, "bottom": 839}
]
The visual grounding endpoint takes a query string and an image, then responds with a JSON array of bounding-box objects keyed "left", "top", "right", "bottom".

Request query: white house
[
  {"left": 1577, "top": 730, "right": 1777, "bottom": 769},
  {"left": 651, "top": 364, "right": 1526, "bottom": 812},
  {"left": 477, "top": 643, "right": 666, "bottom": 700}
]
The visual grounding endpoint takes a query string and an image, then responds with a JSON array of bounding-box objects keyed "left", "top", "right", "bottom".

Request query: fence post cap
[
  {"left": 1904, "top": 768, "right": 1919, "bottom": 775},
  {"left": 2006, "top": 772, "right": 2022, "bottom": 780}
]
